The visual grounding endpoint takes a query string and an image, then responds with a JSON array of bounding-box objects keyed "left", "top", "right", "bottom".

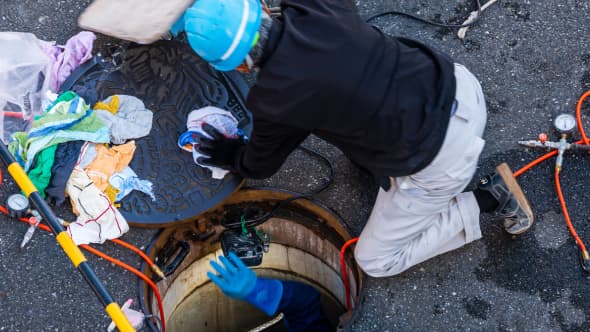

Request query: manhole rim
[{"left": 138, "top": 187, "right": 366, "bottom": 332}]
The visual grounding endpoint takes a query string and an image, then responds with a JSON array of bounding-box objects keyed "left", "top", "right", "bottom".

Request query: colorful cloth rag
[
  {"left": 109, "top": 166, "right": 155, "bottom": 202},
  {"left": 42, "top": 31, "right": 96, "bottom": 92},
  {"left": 66, "top": 166, "right": 129, "bottom": 245},
  {"left": 27, "top": 145, "right": 57, "bottom": 198},
  {"left": 84, "top": 141, "right": 136, "bottom": 192},
  {"left": 8, "top": 92, "right": 109, "bottom": 171},
  {"left": 48, "top": 90, "right": 77, "bottom": 108},
  {"left": 178, "top": 106, "right": 239, "bottom": 179},
  {"left": 94, "top": 95, "right": 153, "bottom": 144},
  {"left": 45, "top": 140, "right": 84, "bottom": 206},
  {"left": 94, "top": 95, "right": 120, "bottom": 114}
]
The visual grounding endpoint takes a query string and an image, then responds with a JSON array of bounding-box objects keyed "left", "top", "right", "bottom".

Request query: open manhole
[{"left": 140, "top": 189, "right": 364, "bottom": 332}]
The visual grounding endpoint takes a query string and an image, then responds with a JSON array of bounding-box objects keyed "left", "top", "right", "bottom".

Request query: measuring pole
[{"left": 0, "top": 144, "right": 135, "bottom": 332}]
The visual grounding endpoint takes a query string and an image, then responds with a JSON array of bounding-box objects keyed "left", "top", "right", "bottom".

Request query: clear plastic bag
[{"left": 0, "top": 32, "right": 52, "bottom": 144}]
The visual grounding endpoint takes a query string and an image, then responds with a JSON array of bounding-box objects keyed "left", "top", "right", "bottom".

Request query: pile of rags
[
  {"left": 65, "top": 94, "right": 155, "bottom": 244},
  {"left": 9, "top": 91, "right": 155, "bottom": 245}
]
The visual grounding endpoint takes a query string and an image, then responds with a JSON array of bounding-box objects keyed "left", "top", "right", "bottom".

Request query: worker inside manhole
[
  {"left": 207, "top": 235, "right": 333, "bottom": 331},
  {"left": 150, "top": 194, "right": 359, "bottom": 332},
  {"left": 171, "top": 253, "right": 340, "bottom": 332}
]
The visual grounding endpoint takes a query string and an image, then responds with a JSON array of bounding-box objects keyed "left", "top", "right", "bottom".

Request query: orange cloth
[{"left": 84, "top": 141, "right": 136, "bottom": 192}]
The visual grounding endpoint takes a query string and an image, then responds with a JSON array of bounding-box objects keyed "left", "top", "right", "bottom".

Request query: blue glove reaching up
[{"left": 207, "top": 252, "right": 283, "bottom": 316}]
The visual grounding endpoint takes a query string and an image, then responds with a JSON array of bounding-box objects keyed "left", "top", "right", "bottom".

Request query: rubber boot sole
[{"left": 496, "top": 162, "right": 534, "bottom": 234}]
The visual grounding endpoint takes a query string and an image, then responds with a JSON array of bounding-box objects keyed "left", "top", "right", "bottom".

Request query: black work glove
[{"left": 195, "top": 123, "right": 245, "bottom": 171}]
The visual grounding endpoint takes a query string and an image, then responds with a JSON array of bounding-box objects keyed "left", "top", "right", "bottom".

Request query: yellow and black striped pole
[{"left": 0, "top": 144, "right": 135, "bottom": 332}]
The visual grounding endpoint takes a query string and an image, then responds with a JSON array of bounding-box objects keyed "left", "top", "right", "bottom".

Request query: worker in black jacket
[{"left": 171, "top": 0, "right": 534, "bottom": 277}]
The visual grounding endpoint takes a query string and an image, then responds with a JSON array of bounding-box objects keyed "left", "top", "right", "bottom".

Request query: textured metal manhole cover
[{"left": 62, "top": 41, "right": 252, "bottom": 226}]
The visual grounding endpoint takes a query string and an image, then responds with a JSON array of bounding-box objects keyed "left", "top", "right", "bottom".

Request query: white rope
[
  {"left": 457, "top": 0, "right": 499, "bottom": 40},
  {"left": 247, "top": 312, "right": 285, "bottom": 332}
]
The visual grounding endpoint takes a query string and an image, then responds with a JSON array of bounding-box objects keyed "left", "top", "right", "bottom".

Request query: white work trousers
[{"left": 354, "top": 64, "right": 487, "bottom": 277}]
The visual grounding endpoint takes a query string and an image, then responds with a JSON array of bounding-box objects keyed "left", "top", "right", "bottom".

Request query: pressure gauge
[
  {"left": 554, "top": 113, "right": 576, "bottom": 134},
  {"left": 7, "top": 194, "right": 29, "bottom": 219}
]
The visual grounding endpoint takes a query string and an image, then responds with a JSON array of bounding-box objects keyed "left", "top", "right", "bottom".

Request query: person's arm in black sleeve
[
  {"left": 277, "top": 280, "right": 333, "bottom": 332},
  {"left": 235, "top": 116, "right": 309, "bottom": 179}
]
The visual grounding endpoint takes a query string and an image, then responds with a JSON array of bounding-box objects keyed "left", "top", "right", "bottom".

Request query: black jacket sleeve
[{"left": 234, "top": 116, "right": 309, "bottom": 179}]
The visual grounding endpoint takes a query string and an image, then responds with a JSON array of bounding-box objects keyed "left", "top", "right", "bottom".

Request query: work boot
[{"left": 476, "top": 163, "right": 534, "bottom": 235}]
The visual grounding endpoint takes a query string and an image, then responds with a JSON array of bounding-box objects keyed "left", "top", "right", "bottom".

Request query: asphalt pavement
[{"left": 1, "top": 0, "right": 590, "bottom": 331}]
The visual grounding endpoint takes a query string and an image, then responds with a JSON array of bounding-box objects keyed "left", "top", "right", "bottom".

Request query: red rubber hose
[{"left": 340, "top": 237, "right": 359, "bottom": 311}]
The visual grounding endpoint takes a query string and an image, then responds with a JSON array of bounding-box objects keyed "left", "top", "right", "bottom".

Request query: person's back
[{"left": 246, "top": 0, "right": 457, "bottom": 186}]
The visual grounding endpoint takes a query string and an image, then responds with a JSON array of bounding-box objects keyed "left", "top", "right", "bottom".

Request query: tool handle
[{"left": 0, "top": 145, "right": 135, "bottom": 332}]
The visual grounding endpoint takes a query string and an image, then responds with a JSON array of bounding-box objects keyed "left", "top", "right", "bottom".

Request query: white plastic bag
[{"left": 0, "top": 32, "right": 52, "bottom": 144}]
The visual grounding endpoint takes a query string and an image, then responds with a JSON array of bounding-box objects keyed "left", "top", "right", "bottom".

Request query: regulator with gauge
[
  {"left": 6, "top": 193, "right": 29, "bottom": 219},
  {"left": 554, "top": 113, "right": 577, "bottom": 134}
]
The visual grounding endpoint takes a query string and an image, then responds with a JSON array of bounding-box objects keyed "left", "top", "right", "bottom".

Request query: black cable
[
  {"left": 224, "top": 193, "right": 311, "bottom": 230},
  {"left": 222, "top": 145, "right": 335, "bottom": 229},
  {"left": 365, "top": 0, "right": 482, "bottom": 28},
  {"left": 145, "top": 315, "right": 163, "bottom": 331},
  {"left": 296, "top": 145, "right": 335, "bottom": 196}
]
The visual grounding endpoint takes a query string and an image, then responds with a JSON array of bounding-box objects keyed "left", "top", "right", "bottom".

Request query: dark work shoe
[{"left": 477, "top": 163, "right": 534, "bottom": 235}]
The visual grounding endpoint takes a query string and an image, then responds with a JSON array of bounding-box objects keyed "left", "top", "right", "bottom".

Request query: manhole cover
[{"left": 63, "top": 41, "right": 252, "bottom": 226}]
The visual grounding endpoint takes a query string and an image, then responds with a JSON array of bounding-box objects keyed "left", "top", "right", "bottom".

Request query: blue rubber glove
[{"left": 208, "top": 252, "right": 283, "bottom": 315}]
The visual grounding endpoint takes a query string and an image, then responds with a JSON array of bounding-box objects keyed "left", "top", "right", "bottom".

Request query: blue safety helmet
[{"left": 171, "top": 0, "right": 263, "bottom": 71}]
